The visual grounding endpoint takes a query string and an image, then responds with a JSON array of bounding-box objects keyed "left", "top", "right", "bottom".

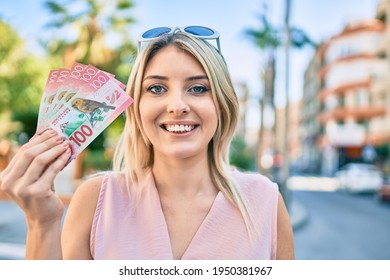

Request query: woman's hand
[{"left": 0, "top": 129, "right": 72, "bottom": 226}]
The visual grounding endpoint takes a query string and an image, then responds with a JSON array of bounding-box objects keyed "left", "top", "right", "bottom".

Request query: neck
[{"left": 152, "top": 153, "right": 217, "bottom": 198}]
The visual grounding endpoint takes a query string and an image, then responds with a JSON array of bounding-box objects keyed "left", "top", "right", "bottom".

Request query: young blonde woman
[{"left": 0, "top": 26, "right": 294, "bottom": 260}]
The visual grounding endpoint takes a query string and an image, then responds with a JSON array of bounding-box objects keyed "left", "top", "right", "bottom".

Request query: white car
[{"left": 336, "top": 163, "right": 383, "bottom": 193}]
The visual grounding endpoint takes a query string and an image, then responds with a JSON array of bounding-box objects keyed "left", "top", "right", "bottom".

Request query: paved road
[
  {"left": 292, "top": 190, "right": 390, "bottom": 260},
  {"left": 1, "top": 189, "right": 390, "bottom": 260}
]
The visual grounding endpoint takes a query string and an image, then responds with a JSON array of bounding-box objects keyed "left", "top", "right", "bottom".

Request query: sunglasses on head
[{"left": 138, "top": 26, "right": 221, "bottom": 52}]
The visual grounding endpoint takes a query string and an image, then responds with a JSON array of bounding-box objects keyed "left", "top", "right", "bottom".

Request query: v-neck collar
[{"left": 148, "top": 172, "right": 222, "bottom": 260}]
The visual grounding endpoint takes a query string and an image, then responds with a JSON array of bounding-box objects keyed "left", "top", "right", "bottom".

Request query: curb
[{"left": 289, "top": 199, "right": 309, "bottom": 231}]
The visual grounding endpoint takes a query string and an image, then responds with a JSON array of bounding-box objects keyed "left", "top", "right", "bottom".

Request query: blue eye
[
  {"left": 189, "top": 85, "right": 208, "bottom": 94},
  {"left": 147, "top": 85, "right": 166, "bottom": 94}
]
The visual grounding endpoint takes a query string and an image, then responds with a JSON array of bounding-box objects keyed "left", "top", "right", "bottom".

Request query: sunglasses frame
[{"left": 138, "top": 26, "right": 221, "bottom": 52}]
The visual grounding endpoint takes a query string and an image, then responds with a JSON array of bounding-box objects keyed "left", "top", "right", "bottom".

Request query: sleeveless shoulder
[
  {"left": 231, "top": 169, "right": 279, "bottom": 192},
  {"left": 62, "top": 173, "right": 105, "bottom": 259}
]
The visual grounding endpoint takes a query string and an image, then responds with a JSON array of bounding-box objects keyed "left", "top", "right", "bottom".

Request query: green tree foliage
[
  {"left": 0, "top": 19, "right": 51, "bottom": 138},
  {"left": 230, "top": 136, "right": 256, "bottom": 171}
]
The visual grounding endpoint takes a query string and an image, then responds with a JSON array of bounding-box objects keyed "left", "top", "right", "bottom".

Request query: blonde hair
[{"left": 113, "top": 32, "right": 254, "bottom": 236}]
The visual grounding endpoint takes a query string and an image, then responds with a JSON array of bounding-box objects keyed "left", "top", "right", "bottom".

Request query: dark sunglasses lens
[
  {"left": 184, "top": 26, "right": 214, "bottom": 36},
  {"left": 142, "top": 27, "right": 172, "bottom": 39}
]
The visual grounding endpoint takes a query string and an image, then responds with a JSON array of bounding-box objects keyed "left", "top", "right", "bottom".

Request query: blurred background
[{"left": 1, "top": 0, "right": 390, "bottom": 260}]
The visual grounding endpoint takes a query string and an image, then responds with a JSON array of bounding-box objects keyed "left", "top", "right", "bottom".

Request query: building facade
[{"left": 302, "top": 16, "right": 390, "bottom": 175}]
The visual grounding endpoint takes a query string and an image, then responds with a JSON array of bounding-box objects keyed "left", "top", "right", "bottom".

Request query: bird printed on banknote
[{"left": 71, "top": 98, "right": 116, "bottom": 127}]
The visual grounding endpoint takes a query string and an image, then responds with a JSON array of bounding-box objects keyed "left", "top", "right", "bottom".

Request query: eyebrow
[
  {"left": 187, "top": 75, "right": 209, "bottom": 81},
  {"left": 143, "top": 75, "right": 209, "bottom": 82},
  {"left": 143, "top": 75, "right": 168, "bottom": 81}
]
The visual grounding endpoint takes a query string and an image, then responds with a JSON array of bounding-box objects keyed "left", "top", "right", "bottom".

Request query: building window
[
  {"left": 338, "top": 95, "right": 345, "bottom": 107},
  {"left": 356, "top": 89, "right": 368, "bottom": 107}
]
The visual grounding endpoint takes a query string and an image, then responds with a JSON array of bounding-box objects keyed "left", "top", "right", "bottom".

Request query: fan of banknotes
[{"left": 36, "top": 62, "right": 134, "bottom": 163}]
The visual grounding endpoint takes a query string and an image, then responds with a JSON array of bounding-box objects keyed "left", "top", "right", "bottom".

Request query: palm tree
[
  {"left": 245, "top": 0, "right": 316, "bottom": 202},
  {"left": 43, "top": 0, "right": 137, "bottom": 82},
  {"left": 245, "top": 14, "right": 278, "bottom": 178}
]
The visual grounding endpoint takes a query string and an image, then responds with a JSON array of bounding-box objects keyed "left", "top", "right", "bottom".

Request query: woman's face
[{"left": 139, "top": 45, "right": 218, "bottom": 162}]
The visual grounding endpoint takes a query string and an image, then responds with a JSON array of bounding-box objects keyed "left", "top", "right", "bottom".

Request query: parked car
[{"left": 336, "top": 163, "right": 383, "bottom": 193}]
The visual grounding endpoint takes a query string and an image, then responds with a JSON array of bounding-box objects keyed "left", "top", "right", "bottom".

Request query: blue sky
[{"left": 1, "top": 0, "right": 379, "bottom": 113}]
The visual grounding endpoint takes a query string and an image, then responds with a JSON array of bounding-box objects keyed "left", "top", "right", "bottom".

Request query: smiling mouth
[{"left": 162, "top": 124, "right": 198, "bottom": 133}]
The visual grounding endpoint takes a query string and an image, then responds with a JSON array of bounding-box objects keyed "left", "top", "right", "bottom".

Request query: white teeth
[{"left": 165, "top": 124, "right": 195, "bottom": 133}]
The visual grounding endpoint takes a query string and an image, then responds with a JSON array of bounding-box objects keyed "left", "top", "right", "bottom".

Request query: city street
[
  {"left": 292, "top": 189, "right": 390, "bottom": 259},
  {"left": 1, "top": 179, "right": 390, "bottom": 260}
]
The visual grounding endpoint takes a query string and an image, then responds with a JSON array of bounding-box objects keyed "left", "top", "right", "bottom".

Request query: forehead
[{"left": 144, "top": 45, "right": 206, "bottom": 76}]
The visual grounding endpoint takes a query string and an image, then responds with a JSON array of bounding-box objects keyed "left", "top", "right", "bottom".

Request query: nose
[{"left": 166, "top": 92, "right": 190, "bottom": 115}]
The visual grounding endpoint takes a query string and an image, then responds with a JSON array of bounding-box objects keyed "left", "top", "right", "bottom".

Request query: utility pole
[{"left": 280, "top": 0, "right": 291, "bottom": 208}]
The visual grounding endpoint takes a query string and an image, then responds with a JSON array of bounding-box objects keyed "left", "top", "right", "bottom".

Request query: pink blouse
[{"left": 90, "top": 169, "right": 278, "bottom": 259}]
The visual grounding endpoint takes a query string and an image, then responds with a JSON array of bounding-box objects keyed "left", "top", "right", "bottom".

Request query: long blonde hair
[{"left": 113, "top": 32, "right": 254, "bottom": 235}]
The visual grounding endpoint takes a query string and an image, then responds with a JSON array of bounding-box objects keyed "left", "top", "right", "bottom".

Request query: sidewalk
[
  {"left": 0, "top": 200, "right": 26, "bottom": 260},
  {"left": 0, "top": 242, "right": 25, "bottom": 260}
]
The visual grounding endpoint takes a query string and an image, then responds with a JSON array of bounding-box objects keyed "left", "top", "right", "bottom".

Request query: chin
[{"left": 157, "top": 146, "right": 207, "bottom": 161}]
